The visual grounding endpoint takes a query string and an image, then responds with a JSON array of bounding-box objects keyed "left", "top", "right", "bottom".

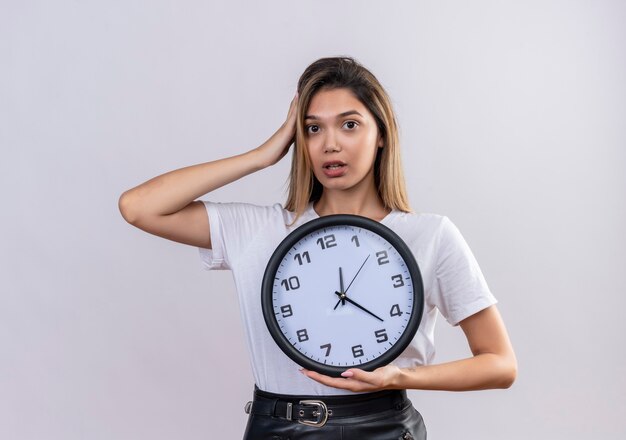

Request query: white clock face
[{"left": 263, "top": 217, "right": 422, "bottom": 374}]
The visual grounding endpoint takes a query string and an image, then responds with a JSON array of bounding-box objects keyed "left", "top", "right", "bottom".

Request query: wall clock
[{"left": 261, "top": 214, "right": 424, "bottom": 377}]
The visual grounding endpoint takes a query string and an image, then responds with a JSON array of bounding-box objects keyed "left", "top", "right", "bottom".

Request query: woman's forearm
[
  {"left": 119, "top": 148, "right": 265, "bottom": 223},
  {"left": 302, "top": 306, "right": 517, "bottom": 393},
  {"left": 396, "top": 352, "right": 517, "bottom": 392},
  {"left": 397, "top": 307, "right": 518, "bottom": 391},
  {"left": 119, "top": 95, "right": 298, "bottom": 224}
]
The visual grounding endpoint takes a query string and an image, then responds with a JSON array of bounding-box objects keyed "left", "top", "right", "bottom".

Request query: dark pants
[{"left": 243, "top": 387, "right": 427, "bottom": 440}]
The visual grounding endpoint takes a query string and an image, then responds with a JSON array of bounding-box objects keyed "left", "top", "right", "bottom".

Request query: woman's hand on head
[
  {"left": 254, "top": 92, "right": 299, "bottom": 168},
  {"left": 300, "top": 365, "right": 403, "bottom": 393}
]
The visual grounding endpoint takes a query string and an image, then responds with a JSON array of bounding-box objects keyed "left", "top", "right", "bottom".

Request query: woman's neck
[{"left": 313, "top": 189, "right": 390, "bottom": 222}]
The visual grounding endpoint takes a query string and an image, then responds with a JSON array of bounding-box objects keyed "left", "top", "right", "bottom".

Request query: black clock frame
[{"left": 261, "top": 214, "right": 424, "bottom": 377}]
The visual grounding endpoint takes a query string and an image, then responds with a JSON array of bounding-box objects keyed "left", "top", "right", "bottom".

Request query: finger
[
  {"left": 301, "top": 369, "right": 374, "bottom": 392},
  {"left": 288, "top": 92, "right": 299, "bottom": 114},
  {"left": 301, "top": 369, "right": 361, "bottom": 390},
  {"left": 341, "top": 368, "right": 377, "bottom": 384}
]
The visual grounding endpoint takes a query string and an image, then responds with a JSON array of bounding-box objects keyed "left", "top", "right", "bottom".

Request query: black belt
[{"left": 245, "top": 387, "right": 407, "bottom": 428}]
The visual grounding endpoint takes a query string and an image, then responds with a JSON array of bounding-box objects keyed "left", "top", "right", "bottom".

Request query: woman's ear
[{"left": 377, "top": 136, "right": 384, "bottom": 148}]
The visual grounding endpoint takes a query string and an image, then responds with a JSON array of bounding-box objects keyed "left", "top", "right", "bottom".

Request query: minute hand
[{"left": 334, "top": 291, "right": 384, "bottom": 322}]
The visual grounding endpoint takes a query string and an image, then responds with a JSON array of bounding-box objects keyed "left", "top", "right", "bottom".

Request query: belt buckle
[{"left": 297, "top": 400, "right": 329, "bottom": 427}]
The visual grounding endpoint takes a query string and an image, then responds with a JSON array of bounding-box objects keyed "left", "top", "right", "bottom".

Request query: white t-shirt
[{"left": 198, "top": 201, "right": 496, "bottom": 395}]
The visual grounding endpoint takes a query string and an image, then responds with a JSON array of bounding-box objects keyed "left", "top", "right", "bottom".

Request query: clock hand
[
  {"left": 339, "top": 266, "right": 346, "bottom": 306},
  {"left": 334, "top": 291, "right": 384, "bottom": 322},
  {"left": 333, "top": 255, "right": 371, "bottom": 310},
  {"left": 344, "top": 255, "right": 370, "bottom": 294},
  {"left": 345, "top": 297, "right": 384, "bottom": 322},
  {"left": 333, "top": 298, "right": 342, "bottom": 310},
  {"left": 333, "top": 267, "right": 347, "bottom": 310},
  {"left": 339, "top": 267, "right": 345, "bottom": 292}
]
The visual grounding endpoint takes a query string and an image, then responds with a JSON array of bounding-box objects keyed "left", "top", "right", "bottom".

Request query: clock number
[
  {"left": 297, "top": 329, "right": 309, "bottom": 342},
  {"left": 391, "top": 274, "right": 404, "bottom": 288},
  {"left": 351, "top": 345, "right": 364, "bottom": 358},
  {"left": 294, "top": 251, "right": 311, "bottom": 265},
  {"left": 376, "top": 250, "right": 389, "bottom": 265},
  {"left": 375, "top": 329, "right": 389, "bottom": 343},
  {"left": 281, "top": 276, "right": 300, "bottom": 291},
  {"left": 316, "top": 234, "right": 337, "bottom": 250},
  {"left": 390, "top": 304, "right": 403, "bottom": 317},
  {"left": 351, "top": 235, "right": 360, "bottom": 247},
  {"left": 320, "top": 343, "right": 332, "bottom": 357},
  {"left": 280, "top": 304, "right": 293, "bottom": 318}
]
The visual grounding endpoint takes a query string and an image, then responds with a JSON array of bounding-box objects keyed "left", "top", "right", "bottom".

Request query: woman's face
[{"left": 304, "top": 88, "right": 383, "bottom": 194}]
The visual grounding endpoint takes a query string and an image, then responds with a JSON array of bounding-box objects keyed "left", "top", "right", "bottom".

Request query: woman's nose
[{"left": 323, "top": 130, "right": 341, "bottom": 153}]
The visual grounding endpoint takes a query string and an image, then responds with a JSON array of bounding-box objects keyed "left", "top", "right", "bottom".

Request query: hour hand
[
  {"left": 333, "top": 267, "right": 347, "bottom": 310},
  {"left": 339, "top": 267, "right": 346, "bottom": 306},
  {"left": 333, "top": 289, "right": 345, "bottom": 310}
]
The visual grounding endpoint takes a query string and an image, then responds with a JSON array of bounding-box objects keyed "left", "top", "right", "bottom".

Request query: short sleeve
[
  {"left": 198, "top": 201, "right": 229, "bottom": 270},
  {"left": 197, "top": 201, "right": 289, "bottom": 271},
  {"left": 431, "top": 217, "right": 497, "bottom": 326}
]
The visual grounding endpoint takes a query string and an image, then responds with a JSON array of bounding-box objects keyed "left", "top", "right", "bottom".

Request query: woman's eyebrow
[{"left": 304, "top": 110, "right": 363, "bottom": 120}]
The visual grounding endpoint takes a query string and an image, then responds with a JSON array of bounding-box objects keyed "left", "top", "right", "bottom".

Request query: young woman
[{"left": 119, "top": 57, "right": 517, "bottom": 439}]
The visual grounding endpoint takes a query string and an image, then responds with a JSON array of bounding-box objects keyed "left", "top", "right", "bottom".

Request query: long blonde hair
[{"left": 285, "top": 57, "right": 410, "bottom": 217}]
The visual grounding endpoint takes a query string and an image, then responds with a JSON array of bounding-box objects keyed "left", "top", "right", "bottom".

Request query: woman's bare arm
[
  {"left": 118, "top": 94, "right": 298, "bottom": 248},
  {"left": 302, "top": 305, "right": 517, "bottom": 392}
]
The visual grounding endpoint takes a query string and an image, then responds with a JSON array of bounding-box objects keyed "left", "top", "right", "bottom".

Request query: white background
[{"left": 1, "top": 1, "right": 625, "bottom": 438}]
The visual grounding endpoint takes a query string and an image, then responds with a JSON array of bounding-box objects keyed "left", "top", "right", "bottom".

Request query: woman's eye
[
  {"left": 306, "top": 125, "right": 320, "bottom": 134},
  {"left": 343, "top": 121, "right": 358, "bottom": 130}
]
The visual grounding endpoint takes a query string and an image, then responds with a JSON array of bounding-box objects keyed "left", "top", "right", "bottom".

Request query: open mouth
[
  {"left": 323, "top": 161, "right": 346, "bottom": 169},
  {"left": 322, "top": 161, "right": 347, "bottom": 177}
]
